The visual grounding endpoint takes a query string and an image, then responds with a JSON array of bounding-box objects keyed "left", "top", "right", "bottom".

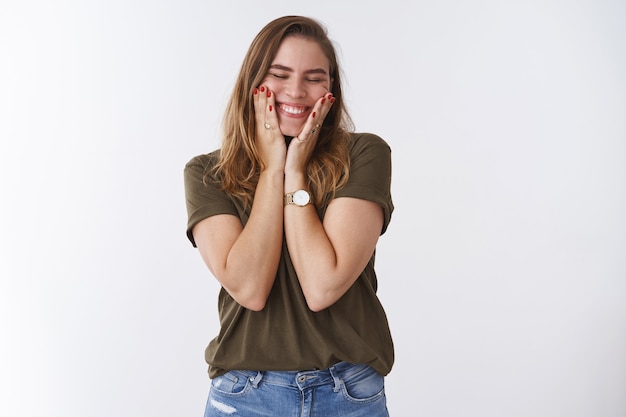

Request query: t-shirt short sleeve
[
  {"left": 184, "top": 153, "right": 239, "bottom": 247},
  {"left": 334, "top": 133, "right": 394, "bottom": 235}
]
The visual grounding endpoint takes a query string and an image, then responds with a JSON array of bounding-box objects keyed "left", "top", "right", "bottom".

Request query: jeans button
[{"left": 297, "top": 375, "right": 306, "bottom": 383}]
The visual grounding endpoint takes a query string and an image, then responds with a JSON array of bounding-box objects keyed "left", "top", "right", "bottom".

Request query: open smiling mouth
[{"left": 278, "top": 103, "right": 309, "bottom": 116}]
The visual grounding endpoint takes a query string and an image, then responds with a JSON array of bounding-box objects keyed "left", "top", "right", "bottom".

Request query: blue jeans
[{"left": 203, "top": 361, "right": 389, "bottom": 416}]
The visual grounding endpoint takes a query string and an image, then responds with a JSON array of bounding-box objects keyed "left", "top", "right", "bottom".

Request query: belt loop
[
  {"left": 329, "top": 366, "right": 342, "bottom": 392},
  {"left": 250, "top": 371, "right": 263, "bottom": 388}
]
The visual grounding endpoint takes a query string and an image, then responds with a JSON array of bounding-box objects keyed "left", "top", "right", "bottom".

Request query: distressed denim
[{"left": 203, "top": 361, "right": 389, "bottom": 417}]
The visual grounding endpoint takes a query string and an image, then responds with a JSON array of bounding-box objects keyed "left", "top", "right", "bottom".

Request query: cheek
[
  {"left": 313, "top": 84, "right": 330, "bottom": 97},
  {"left": 260, "top": 77, "right": 278, "bottom": 90}
]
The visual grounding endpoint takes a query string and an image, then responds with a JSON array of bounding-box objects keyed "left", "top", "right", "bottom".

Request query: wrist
[{"left": 284, "top": 171, "right": 306, "bottom": 191}]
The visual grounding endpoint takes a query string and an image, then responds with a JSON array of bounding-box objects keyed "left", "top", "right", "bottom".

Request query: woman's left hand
[{"left": 284, "top": 93, "right": 335, "bottom": 175}]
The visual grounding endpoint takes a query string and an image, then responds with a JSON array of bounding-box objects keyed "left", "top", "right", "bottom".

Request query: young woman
[{"left": 184, "top": 15, "right": 394, "bottom": 416}]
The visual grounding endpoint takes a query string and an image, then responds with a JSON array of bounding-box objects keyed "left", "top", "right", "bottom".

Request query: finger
[
  {"left": 295, "top": 93, "right": 335, "bottom": 142},
  {"left": 255, "top": 85, "right": 276, "bottom": 129},
  {"left": 253, "top": 86, "right": 266, "bottom": 129},
  {"left": 264, "top": 87, "right": 277, "bottom": 130},
  {"left": 318, "top": 92, "right": 335, "bottom": 120}
]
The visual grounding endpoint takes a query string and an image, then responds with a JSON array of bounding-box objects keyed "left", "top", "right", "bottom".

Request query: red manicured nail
[
  {"left": 321, "top": 98, "right": 325, "bottom": 104},
  {"left": 267, "top": 90, "right": 271, "bottom": 97},
  {"left": 260, "top": 86, "right": 265, "bottom": 92},
  {"left": 253, "top": 88, "right": 258, "bottom": 95},
  {"left": 312, "top": 111, "right": 316, "bottom": 118},
  {"left": 330, "top": 97, "right": 335, "bottom": 103},
  {"left": 269, "top": 105, "right": 273, "bottom": 112},
  {"left": 327, "top": 93, "right": 333, "bottom": 99}
]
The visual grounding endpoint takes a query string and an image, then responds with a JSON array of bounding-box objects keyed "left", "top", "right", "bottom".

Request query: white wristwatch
[{"left": 284, "top": 189, "right": 311, "bottom": 207}]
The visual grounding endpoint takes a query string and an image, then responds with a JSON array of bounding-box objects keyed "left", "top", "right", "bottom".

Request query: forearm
[
  {"left": 284, "top": 212, "right": 345, "bottom": 311},
  {"left": 283, "top": 174, "right": 347, "bottom": 311},
  {"left": 221, "top": 169, "right": 284, "bottom": 310}
]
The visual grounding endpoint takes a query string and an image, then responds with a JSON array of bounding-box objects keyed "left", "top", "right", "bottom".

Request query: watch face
[{"left": 293, "top": 190, "right": 310, "bottom": 206}]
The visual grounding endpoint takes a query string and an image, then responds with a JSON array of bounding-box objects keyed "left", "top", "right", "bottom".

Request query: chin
[
  {"left": 281, "top": 127, "right": 301, "bottom": 138},
  {"left": 279, "top": 120, "right": 305, "bottom": 138}
]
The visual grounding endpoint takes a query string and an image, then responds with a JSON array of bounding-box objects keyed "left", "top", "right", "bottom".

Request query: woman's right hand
[{"left": 253, "top": 85, "right": 286, "bottom": 172}]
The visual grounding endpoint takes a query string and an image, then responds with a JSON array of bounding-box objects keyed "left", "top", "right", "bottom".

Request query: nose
[{"left": 284, "top": 77, "right": 307, "bottom": 98}]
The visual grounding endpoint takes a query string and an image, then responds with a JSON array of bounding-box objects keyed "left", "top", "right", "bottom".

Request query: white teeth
[{"left": 279, "top": 104, "right": 307, "bottom": 115}]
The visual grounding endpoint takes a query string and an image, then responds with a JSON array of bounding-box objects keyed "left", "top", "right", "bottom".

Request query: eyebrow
[{"left": 269, "top": 64, "right": 328, "bottom": 75}]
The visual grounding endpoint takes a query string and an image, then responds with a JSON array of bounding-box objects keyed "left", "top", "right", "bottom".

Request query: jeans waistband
[{"left": 235, "top": 361, "right": 368, "bottom": 391}]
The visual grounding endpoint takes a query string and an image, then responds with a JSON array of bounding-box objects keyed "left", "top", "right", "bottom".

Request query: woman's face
[{"left": 261, "top": 36, "right": 331, "bottom": 137}]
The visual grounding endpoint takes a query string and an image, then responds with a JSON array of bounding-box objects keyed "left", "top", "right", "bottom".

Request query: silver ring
[
  {"left": 310, "top": 124, "right": 321, "bottom": 135},
  {"left": 264, "top": 122, "right": 271, "bottom": 129}
]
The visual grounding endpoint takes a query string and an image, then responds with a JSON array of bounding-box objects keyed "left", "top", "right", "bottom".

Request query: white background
[{"left": 1, "top": 1, "right": 625, "bottom": 416}]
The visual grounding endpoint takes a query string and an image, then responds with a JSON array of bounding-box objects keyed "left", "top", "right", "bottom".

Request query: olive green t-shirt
[{"left": 184, "top": 132, "right": 394, "bottom": 378}]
